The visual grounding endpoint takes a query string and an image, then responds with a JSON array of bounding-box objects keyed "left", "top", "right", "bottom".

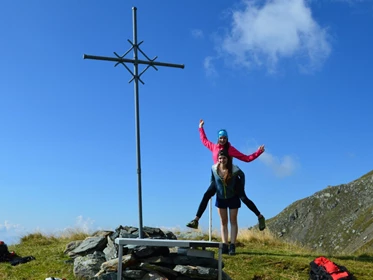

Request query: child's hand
[
  {"left": 199, "top": 119, "right": 204, "bottom": 128},
  {"left": 259, "top": 145, "right": 265, "bottom": 152}
]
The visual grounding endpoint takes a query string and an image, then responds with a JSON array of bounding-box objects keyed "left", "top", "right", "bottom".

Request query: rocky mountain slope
[{"left": 266, "top": 170, "right": 373, "bottom": 254}]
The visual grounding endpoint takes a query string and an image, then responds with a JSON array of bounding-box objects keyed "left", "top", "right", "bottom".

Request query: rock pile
[{"left": 64, "top": 225, "right": 232, "bottom": 280}]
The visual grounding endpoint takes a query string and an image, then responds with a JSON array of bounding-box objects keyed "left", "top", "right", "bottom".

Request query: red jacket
[{"left": 199, "top": 127, "right": 263, "bottom": 164}]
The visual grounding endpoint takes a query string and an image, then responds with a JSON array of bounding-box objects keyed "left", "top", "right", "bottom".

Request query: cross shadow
[{"left": 235, "top": 251, "right": 373, "bottom": 263}]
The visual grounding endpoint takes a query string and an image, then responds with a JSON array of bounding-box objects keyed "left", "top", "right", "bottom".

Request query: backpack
[
  {"left": 0, "top": 241, "right": 16, "bottom": 262},
  {"left": 309, "top": 256, "right": 353, "bottom": 280},
  {"left": 0, "top": 241, "right": 10, "bottom": 262}
]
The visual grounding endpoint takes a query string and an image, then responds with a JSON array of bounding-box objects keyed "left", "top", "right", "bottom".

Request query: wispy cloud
[
  {"left": 33, "top": 216, "right": 96, "bottom": 236},
  {"left": 0, "top": 216, "right": 98, "bottom": 245},
  {"left": 214, "top": 0, "right": 331, "bottom": 74},
  {"left": 58, "top": 215, "right": 97, "bottom": 237},
  {"left": 73, "top": 215, "right": 95, "bottom": 233},
  {"left": 191, "top": 29, "right": 204, "bottom": 39},
  {"left": 0, "top": 220, "right": 26, "bottom": 244},
  {"left": 259, "top": 151, "right": 299, "bottom": 177},
  {"left": 204, "top": 56, "right": 219, "bottom": 77}
]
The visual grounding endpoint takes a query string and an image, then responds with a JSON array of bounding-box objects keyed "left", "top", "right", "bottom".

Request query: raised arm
[
  {"left": 199, "top": 120, "right": 214, "bottom": 152},
  {"left": 228, "top": 145, "right": 265, "bottom": 163}
]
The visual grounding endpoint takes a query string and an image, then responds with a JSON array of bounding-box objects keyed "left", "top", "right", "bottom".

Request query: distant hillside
[{"left": 267, "top": 170, "right": 373, "bottom": 254}]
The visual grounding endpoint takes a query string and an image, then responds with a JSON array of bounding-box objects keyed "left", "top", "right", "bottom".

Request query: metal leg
[
  {"left": 209, "top": 198, "right": 212, "bottom": 241},
  {"left": 218, "top": 243, "right": 222, "bottom": 280},
  {"left": 117, "top": 244, "right": 123, "bottom": 280}
]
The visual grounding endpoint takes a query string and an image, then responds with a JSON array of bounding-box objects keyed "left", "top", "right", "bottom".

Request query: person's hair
[
  {"left": 215, "top": 141, "right": 230, "bottom": 164},
  {"left": 216, "top": 138, "right": 230, "bottom": 151},
  {"left": 218, "top": 149, "right": 233, "bottom": 184}
]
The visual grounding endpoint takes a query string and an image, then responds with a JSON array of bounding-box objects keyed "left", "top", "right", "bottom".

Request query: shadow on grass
[
  {"left": 236, "top": 251, "right": 315, "bottom": 259},
  {"left": 236, "top": 251, "right": 373, "bottom": 263},
  {"left": 336, "top": 254, "right": 373, "bottom": 262}
]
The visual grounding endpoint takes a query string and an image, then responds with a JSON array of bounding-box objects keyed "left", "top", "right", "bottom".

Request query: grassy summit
[{"left": 1, "top": 228, "right": 372, "bottom": 280}]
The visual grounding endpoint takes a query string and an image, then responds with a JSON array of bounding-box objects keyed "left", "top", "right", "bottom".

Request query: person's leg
[
  {"left": 229, "top": 208, "right": 239, "bottom": 245},
  {"left": 187, "top": 174, "right": 217, "bottom": 229},
  {"left": 195, "top": 180, "right": 217, "bottom": 220},
  {"left": 235, "top": 177, "right": 261, "bottom": 216},
  {"left": 236, "top": 177, "right": 266, "bottom": 230},
  {"left": 217, "top": 208, "right": 228, "bottom": 243}
]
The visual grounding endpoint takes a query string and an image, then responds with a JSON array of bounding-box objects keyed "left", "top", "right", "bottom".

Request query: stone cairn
[{"left": 64, "top": 225, "right": 232, "bottom": 280}]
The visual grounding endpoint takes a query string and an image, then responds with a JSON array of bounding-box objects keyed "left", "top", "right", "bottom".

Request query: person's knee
[
  {"left": 239, "top": 194, "right": 252, "bottom": 204},
  {"left": 220, "top": 220, "right": 228, "bottom": 227},
  {"left": 220, "top": 215, "right": 228, "bottom": 226},
  {"left": 229, "top": 215, "right": 238, "bottom": 224}
]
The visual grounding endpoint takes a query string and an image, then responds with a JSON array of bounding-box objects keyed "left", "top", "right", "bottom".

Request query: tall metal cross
[{"left": 83, "top": 7, "right": 184, "bottom": 238}]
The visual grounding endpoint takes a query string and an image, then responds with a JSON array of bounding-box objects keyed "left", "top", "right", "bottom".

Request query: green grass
[
  {"left": 1, "top": 230, "right": 90, "bottom": 280},
  {"left": 1, "top": 228, "right": 373, "bottom": 280}
]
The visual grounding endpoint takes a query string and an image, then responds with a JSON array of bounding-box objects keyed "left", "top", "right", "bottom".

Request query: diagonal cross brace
[
  {"left": 83, "top": 53, "right": 184, "bottom": 84},
  {"left": 84, "top": 34, "right": 184, "bottom": 84}
]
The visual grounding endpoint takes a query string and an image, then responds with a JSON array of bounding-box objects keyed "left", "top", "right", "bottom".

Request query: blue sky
[{"left": 1, "top": 0, "right": 373, "bottom": 244}]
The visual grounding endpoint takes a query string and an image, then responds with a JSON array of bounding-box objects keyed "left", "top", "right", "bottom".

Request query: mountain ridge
[{"left": 266, "top": 169, "right": 373, "bottom": 254}]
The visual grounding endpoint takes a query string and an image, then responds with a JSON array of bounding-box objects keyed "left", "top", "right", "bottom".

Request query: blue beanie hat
[{"left": 218, "top": 129, "right": 228, "bottom": 138}]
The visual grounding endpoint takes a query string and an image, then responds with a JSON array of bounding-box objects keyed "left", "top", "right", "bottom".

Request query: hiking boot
[
  {"left": 186, "top": 219, "right": 198, "bottom": 229},
  {"left": 258, "top": 215, "right": 266, "bottom": 231},
  {"left": 222, "top": 243, "right": 229, "bottom": 254},
  {"left": 229, "top": 244, "right": 236, "bottom": 255}
]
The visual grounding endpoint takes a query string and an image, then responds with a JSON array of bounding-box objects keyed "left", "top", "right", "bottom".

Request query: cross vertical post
[
  {"left": 132, "top": 7, "right": 143, "bottom": 239},
  {"left": 83, "top": 7, "right": 184, "bottom": 238}
]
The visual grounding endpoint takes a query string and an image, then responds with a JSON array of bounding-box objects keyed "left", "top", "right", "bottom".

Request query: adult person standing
[
  {"left": 186, "top": 120, "right": 266, "bottom": 231},
  {"left": 212, "top": 149, "right": 242, "bottom": 255}
]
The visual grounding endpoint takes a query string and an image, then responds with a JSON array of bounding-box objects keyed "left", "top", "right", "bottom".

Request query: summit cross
[{"left": 83, "top": 7, "right": 184, "bottom": 238}]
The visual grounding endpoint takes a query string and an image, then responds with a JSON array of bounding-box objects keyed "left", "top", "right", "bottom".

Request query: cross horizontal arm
[{"left": 83, "top": 54, "right": 184, "bottom": 69}]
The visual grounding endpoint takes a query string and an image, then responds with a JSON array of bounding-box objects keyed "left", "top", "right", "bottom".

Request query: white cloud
[
  {"left": 74, "top": 215, "right": 95, "bottom": 233},
  {"left": 191, "top": 29, "right": 204, "bottom": 39},
  {"left": 204, "top": 56, "right": 219, "bottom": 77},
  {"left": 217, "top": 0, "right": 331, "bottom": 73},
  {"left": 0, "top": 216, "right": 98, "bottom": 245},
  {"left": 259, "top": 151, "right": 299, "bottom": 177},
  {"left": 0, "top": 220, "right": 26, "bottom": 245},
  {"left": 55, "top": 216, "right": 97, "bottom": 238}
]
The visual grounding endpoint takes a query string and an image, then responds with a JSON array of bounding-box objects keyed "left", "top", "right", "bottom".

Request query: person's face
[
  {"left": 218, "top": 136, "right": 227, "bottom": 145},
  {"left": 218, "top": 155, "right": 228, "bottom": 165}
]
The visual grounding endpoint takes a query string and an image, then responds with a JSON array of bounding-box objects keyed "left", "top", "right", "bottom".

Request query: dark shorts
[{"left": 215, "top": 196, "right": 241, "bottom": 209}]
